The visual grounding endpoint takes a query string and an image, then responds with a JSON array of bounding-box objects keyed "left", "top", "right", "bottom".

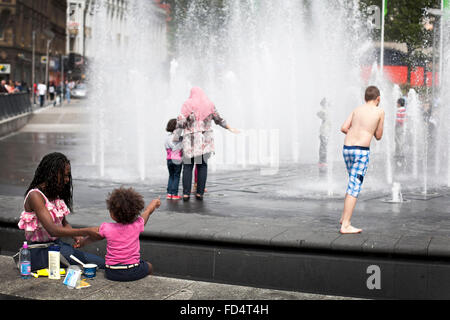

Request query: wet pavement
[
  {"left": 1, "top": 103, "right": 450, "bottom": 253},
  {"left": 1, "top": 103, "right": 450, "bottom": 299}
]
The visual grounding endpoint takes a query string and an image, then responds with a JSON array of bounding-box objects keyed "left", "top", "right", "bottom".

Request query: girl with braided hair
[{"left": 18, "top": 152, "right": 105, "bottom": 270}]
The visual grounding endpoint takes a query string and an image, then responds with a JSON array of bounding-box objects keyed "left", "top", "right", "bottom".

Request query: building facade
[
  {"left": 67, "top": 0, "right": 129, "bottom": 80},
  {"left": 69, "top": 0, "right": 167, "bottom": 81},
  {"left": 0, "top": 0, "right": 66, "bottom": 86},
  {"left": 0, "top": 0, "right": 169, "bottom": 85}
]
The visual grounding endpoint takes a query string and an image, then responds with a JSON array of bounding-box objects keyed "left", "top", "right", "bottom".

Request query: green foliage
[
  {"left": 360, "top": 0, "right": 441, "bottom": 53},
  {"left": 163, "top": 0, "right": 226, "bottom": 55},
  {"left": 165, "top": 0, "right": 442, "bottom": 63}
]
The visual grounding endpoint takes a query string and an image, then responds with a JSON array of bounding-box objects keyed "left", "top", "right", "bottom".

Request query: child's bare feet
[{"left": 340, "top": 224, "right": 362, "bottom": 234}]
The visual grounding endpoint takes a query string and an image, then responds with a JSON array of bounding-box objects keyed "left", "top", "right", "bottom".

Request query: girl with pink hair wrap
[{"left": 174, "top": 87, "right": 239, "bottom": 200}]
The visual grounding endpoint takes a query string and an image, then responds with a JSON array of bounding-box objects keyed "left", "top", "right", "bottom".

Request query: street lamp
[
  {"left": 424, "top": 8, "right": 444, "bottom": 107},
  {"left": 43, "top": 29, "right": 55, "bottom": 97},
  {"left": 424, "top": 7, "right": 445, "bottom": 177},
  {"left": 31, "top": 31, "right": 36, "bottom": 105}
]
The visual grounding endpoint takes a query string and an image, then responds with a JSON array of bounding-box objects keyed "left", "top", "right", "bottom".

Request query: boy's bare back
[
  {"left": 341, "top": 103, "right": 385, "bottom": 147},
  {"left": 339, "top": 86, "right": 384, "bottom": 234}
]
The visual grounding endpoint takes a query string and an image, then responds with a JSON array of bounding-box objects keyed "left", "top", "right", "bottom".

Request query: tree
[
  {"left": 360, "top": 0, "right": 441, "bottom": 83},
  {"left": 162, "top": 0, "right": 226, "bottom": 56}
]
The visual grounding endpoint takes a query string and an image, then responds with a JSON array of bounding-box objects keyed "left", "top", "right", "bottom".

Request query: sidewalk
[
  {"left": 2, "top": 103, "right": 450, "bottom": 299},
  {"left": 0, "top": 256, "right": 354, "bottom": 300},
  {"left": 22, "top": 99, "right": 88, "bottom": 133}
]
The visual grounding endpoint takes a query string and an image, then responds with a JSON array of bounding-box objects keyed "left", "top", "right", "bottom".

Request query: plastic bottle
[
  {"left": 19, "top": 241, "right": 31, "bottom": 279},
  {"left": 48, "top": 245, "right": 61, "bottom": 280}
]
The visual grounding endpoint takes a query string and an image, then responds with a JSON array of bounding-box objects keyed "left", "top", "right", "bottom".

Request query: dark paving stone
[
  {"left": 300, "top": 231, "right": 342, "bottom": 250},
  {"left": 142, "top": 242, "right": 216, "bottom": 279},
  {"left": 393, "top": 263, "right": 428, "bottom": 299},
  {"left": 394, "top": 235, "right": 433, "bottom": 256},
  {"left": 361, "top": 234, "right": 402, "bottom": 254},
  {"left": 269, "top": 227, "right": 311, "bottom": 248},
  {"left": 426, "top": 263, "right": 450, "bottom": 299},
  {"left": 213, "top": 221, "right": 265, "bottom": 244},
  {"left": 331, "top": 234, "right": 370, "bottom": 252},
  {"left": 241, "top": 225, "right": 289, "bottom": 245},
  {"left": 1, "top": 128, "right": 450, "bottom": 260},
  {"left": 427, "top": 237, "right": 450, "bottom": 258}
]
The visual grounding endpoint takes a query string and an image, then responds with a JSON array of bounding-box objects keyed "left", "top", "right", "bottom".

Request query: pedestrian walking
[
  {"left": 65, "top": 80, "right": 71, "bottom": 104},
  {"left": 37, "top": 81, "right": 47, "bottom": 107},
  {"left": 49, "top": 82, "right": 55, "bottom": 104},
  {"left": 174, "top": 87, "right": 239, "bottom": 201}
]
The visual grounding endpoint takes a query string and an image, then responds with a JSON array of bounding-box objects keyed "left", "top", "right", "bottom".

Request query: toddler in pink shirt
[{"left": 77, "top": 187, "right": 160, "bottom": 281}]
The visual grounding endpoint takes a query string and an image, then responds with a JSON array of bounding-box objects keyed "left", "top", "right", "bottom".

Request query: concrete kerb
[
  {"left": 0, "top": 255, "right": 355, "bottom": 301},
  {"left": 0, "top": 101, "right": 57, "bottom": 138}
]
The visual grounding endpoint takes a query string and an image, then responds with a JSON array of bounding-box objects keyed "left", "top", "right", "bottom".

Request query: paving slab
[
  {"left": 361, "top": 234, "right": 402, "bottom": 254},
  {"left": 2, "top": 105, "right": 450, "bottom": 299},
  {"left": 393, "top": 235, "right": 433, "bottom": 256},
  {"left": 0, "top": 256, "right": 355, "bottom": 300}
]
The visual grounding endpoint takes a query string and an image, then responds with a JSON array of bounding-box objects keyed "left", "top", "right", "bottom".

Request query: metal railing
[{"left": 0, "top": 93, "right": 32, "bottom": 121}]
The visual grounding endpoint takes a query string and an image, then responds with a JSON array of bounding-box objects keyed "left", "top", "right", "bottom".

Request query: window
[{"left": 0, "top": 9, "right": 11, "bottom": 40}]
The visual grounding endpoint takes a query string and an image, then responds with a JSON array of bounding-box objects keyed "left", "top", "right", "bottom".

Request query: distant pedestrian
[
  {"left": 76, "top": 187, "right": 161, "bottom": 282},
  {"left": 394, "top": 97, "right": 406, "bottom": 160},
  {"left": 33, "top": 83, "right": 37, "bottom": 104},
  {"left": 49, "top": 82, "right": 55, "bottom": 103},
  {"left": 0, "top": 80, "right": 7, "bottom": 94},
  {"left": 339, "top": 86, "right": 385, "bottom": 234},
  {"left": 65, "top": 80, "right": 71, "bottom": 104},
  {"left": 317, "top": 97, "right": 331, "bottom": 175},
  {"left": 55, "top": 84, "right": 62, "bottom": 105},
  {"left": 15, "top": 81, "right": 23, "bottom": 92},
  {"left": 37, "top": 82, "right": 47, "bottom": 107},
  {"left": 5, "top": 80, "right": 16, "bottom": 93},
  {"left": 165, "top": 118, "right": 183, "bottom": 200}
]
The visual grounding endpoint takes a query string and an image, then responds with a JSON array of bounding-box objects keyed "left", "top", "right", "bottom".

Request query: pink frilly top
[{"left": 18, "top": 188, "right": 70, "bottom": 243}]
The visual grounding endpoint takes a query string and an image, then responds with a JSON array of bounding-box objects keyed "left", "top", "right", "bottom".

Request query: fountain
[
  {"left": 86, "top": 0, "right": 169, "bottom": 182},
  {"left": 441, "top": 14, "right": 450, "bottom": 188},
  {"left": 382, "top": 181, "right": 410, "bottom": 203},
  {"left": 169, "top": 0, "right": 377, "bottom": 198},
  {"left": 82, "top": 0, "right": 450, "bottom": 199}
]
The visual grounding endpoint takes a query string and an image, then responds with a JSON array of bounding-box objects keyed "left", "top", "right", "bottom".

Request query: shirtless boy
[{"left": 339, "top": 86, "right": 385, "bottom": 234}]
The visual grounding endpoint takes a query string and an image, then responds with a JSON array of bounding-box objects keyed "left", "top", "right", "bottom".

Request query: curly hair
[
  {"left": 25, "top": 152, "right": 73, "bottom": 211},
  {"left": 166, "top": 118, "right": 177, "bottom": 132},
  {"left": 106, "top": 187, "right": 145, "bottom": 224}
]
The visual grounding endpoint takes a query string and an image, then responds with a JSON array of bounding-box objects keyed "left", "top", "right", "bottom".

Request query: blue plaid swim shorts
[{"left": 343, "top": 145, "right": 370, "bottom": 198}]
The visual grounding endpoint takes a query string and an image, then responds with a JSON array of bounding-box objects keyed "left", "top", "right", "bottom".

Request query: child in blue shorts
[{"left": 339, "top": 86, "right": 385, "bottom": 234}]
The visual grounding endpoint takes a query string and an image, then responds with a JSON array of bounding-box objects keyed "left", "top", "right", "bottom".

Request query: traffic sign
[{"left": 0, "top": 64, "right": 10, "bottom": 74}]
